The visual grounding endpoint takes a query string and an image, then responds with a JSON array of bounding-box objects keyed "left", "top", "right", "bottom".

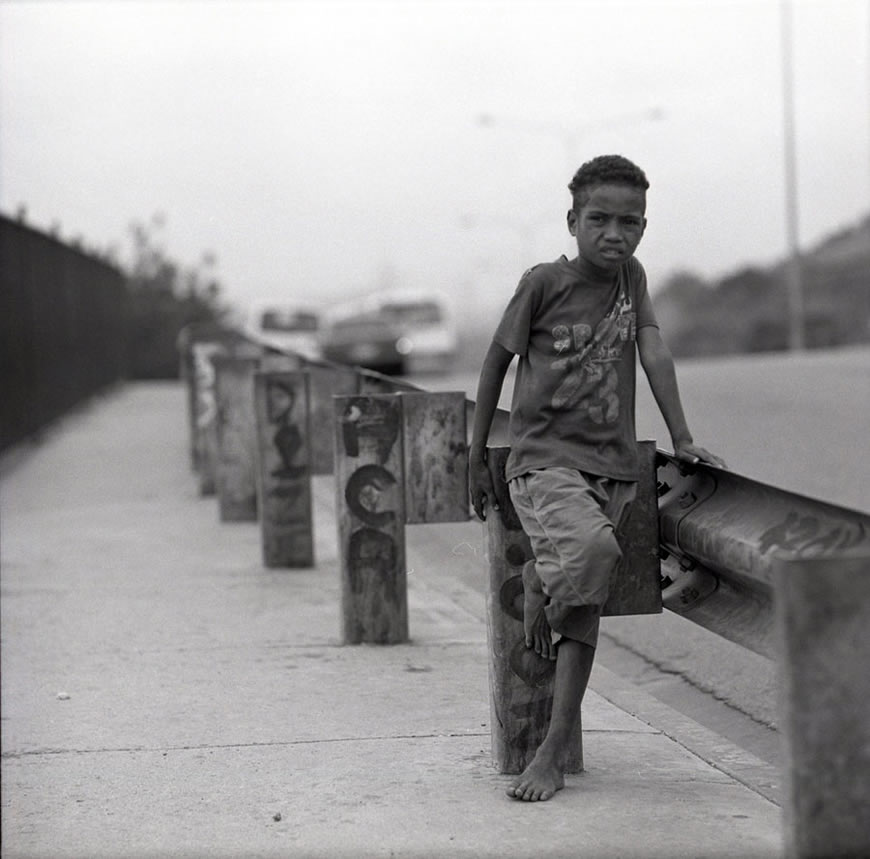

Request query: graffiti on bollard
[
  {"left": 213, "top": 355, "right": 260, "bottom": 522},
  {"left": 254, "top": 371, "right": 314, "bottom": 568},
  {"left": 334, "top": 394, "right": 408, "bottom": 644},
  {"left": 483, "top": 447, "right": 579, "bottom": 775}
]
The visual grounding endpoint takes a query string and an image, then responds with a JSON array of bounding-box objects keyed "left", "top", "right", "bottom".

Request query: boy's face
[{"left": 567, "top": 183, "right": 647, "bottom": 271}]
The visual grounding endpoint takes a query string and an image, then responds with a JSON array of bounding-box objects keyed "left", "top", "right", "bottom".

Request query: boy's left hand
[{"left": 674, "top": 441, "right": 727, "bottom": 469}]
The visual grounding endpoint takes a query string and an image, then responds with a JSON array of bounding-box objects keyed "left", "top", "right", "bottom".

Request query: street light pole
[{"left": 781, "top": 0, "right": 805, "bottom": 351}]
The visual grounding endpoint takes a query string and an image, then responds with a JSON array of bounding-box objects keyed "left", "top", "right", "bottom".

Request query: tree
[{"left": 122, "top": 214, "right": 229, "bottom": 378}]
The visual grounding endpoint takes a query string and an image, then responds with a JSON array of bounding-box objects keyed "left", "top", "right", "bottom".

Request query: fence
[
  {"left": 180, "top": 328, "right": 870, "bottom": 858},
  {"left": 0, "top": 216, "right": 127, "bottom": 451}
]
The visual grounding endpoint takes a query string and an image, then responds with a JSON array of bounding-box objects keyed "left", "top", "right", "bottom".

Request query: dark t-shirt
[{"left": 494, "top": 254, "right": 658, "bottom": 482}]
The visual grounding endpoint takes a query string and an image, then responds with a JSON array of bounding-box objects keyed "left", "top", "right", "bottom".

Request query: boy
[{"left": 469, "top": 154, "right": 724, "bottom": 802}]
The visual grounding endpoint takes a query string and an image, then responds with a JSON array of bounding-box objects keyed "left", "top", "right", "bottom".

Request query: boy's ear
[{"left": 566, "top": 209, "right": 578, "bottom": 235}]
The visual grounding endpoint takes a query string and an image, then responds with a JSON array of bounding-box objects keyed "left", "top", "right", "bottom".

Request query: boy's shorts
[{"left": 508, "top": 467, "right": 637, "bottom": 649}]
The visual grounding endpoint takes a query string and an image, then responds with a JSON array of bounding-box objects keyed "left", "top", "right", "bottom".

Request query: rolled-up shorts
[{"left": 509, "top": 467, "right": 637, "bottom": 648}]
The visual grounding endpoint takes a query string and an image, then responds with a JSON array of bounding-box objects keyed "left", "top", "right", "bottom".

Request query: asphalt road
[{"left": 409, "top": 344, "right": 870, "bottom": 768}]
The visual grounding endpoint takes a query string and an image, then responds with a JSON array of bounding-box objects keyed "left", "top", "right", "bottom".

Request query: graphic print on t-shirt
[{"left": 550, "top": 290, "right": 636, "bottom": 422}]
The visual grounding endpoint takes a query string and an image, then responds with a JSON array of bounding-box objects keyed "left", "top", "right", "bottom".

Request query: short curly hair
[{"left": 568, "top": 155, "right": 649, "bottom": 209}]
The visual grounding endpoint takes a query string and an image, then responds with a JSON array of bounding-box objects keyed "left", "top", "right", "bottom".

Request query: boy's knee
[
  {"left": 540, "top": 522, "right": 622, "bottom": 606},
  {"left": 582, "top": 525, "right": 622, "bottom": 569}
]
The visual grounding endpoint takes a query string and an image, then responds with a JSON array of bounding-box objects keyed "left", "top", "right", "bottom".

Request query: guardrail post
[
  {"left": 308, "top": 364, "right": 359, "bottom": 475},
  {"left": 178, "top": 323, "right": 243, "bottom": 474},
  {"left": 483, "top": 440, "right": 661, "bottom": 773},
  {"left": 259, "top": 351, "right": 304, "bottom": 372},
  {"left": 358, "top": 372, "right": 401, "bottom": 395},
  {"left": 605, "top": 439, "right": 662, "bottom": 616},
  {"left": 213, "top": 354, "right": 261, "bottom": 522},
  {"left": 334, "top": 393, "right": 408, "bottom": 644},
  {"left": 775, "top": 552, "right": 870, "bottom": 859},
  {"left": 484, "top": 446, "right": 582, "bottom": 774},
  {"left": 190, "top": 341, "right": 227, "bottom": 496},
  {"left": 401, "top": 391, "right": 468, "bottom": 524},
  {"left": 253, "top": 371, "right": 314, "bottom": 567},
  {"left": 178, "top": 324, "right": 210, "bottom": 471}
]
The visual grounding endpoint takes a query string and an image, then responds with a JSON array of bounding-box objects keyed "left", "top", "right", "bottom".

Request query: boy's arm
[
  {"left": 469, "top": 341, "right": 515, "bottom": 519},
  {"left": 637, "top": 326, "right": 726, "bottom": 467}
]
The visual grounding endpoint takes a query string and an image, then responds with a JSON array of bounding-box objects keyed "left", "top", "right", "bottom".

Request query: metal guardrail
[
  {"left": 656, "top": 452, "right": 870, "bottom": 658},
  {"left": 217, "top": 326, "right": 870, "bottom": 658},
  {"left": 482, "top": 397, "right": 870, "bottom": 664}
]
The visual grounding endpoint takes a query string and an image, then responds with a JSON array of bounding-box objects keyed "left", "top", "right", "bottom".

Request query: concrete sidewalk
[{"left": 1, "top": 383, "right": 783, "bottom": 858}]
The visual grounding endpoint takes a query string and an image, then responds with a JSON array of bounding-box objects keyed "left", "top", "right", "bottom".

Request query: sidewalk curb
[{"left": 589, "top": 664, "right": 781, "bottom": 806}]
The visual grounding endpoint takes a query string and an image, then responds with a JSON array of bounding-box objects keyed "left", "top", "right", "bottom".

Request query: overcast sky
[{"left": 1, "top": 0, "right": 868, "bottom": 320}]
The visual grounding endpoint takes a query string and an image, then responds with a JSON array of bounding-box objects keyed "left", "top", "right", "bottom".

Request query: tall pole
[{"left": 781, "top": 0, "right": 805, "bottom": 351}]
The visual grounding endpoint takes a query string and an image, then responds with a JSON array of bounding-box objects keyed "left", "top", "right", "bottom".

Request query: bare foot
[
  {"left": 506, "top": 749, "right": 565, "bottom": 801},
  {"left": 522, "top": 561, "right": 555, "bottom": 660}
]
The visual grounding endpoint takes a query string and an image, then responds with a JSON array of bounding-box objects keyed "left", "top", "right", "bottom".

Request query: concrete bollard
[
  {"left": 483, "top": 440, "right": 662, "bottom": 774},
  {"left": 334, "top": 393, "right": 408, "bottom": 644},
  {"left": 308, "top": 364, "right": 360, "bottom": 475},
  {"left": 775, "top": 552, "right": 870, "bottom": 859},
  {"left": 401, "top": 391, "right": 469, "bottom": 524},
  {"left": 213, "top": 354, "right": 261, "bottom": 522},
  {"left": 253, "top": 371, "right": 314, "bottom": 568}
]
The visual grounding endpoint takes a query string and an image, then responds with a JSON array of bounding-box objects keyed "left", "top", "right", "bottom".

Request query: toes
[
  {"left": 537, "top": 634, "right": 555, "bottom": 661},
  {"left": 507, "top": 777, "right": 559, "bottom": 802},
  {"left": 542, "top": 635, "right": 555, "bottom": 661},
  {"left": 519, "top": 783, "right": 538, "bottom": 802},
  {"left": 507, "top": 780, "right": 533, "bottom": 800},
  {"left": 525, "top": 785, "right": 552, "bottom": 802}
]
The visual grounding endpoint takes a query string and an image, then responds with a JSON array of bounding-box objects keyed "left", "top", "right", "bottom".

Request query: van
[
  {"left": 245, "top": 303, "right": 321, "bottom": 360},
  {"left": 364, "top": 289, "right": 458, "bottom": 373}
]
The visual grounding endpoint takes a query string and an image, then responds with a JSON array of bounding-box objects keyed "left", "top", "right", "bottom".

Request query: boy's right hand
[{"left": 469, "top": 456, "right": 500, "bottom": 521}]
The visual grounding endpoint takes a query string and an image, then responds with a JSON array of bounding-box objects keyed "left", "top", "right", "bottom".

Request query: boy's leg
[
  {"left": 521, "top": 559, "right": 557, "bottom": 661},
  {"left": 507, "top": 636, "right": 595, "bottom": 801},
  {"left": 507, "top": 469, "right": 630, "bottom": 801}
]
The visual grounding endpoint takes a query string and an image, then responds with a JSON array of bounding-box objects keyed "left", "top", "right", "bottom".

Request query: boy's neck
[
  {"left": 571, "top": 254, "right": 619, "bottom": 286},
  {"left": 569, "top": 253, "right": 619, "bottom": 285}
]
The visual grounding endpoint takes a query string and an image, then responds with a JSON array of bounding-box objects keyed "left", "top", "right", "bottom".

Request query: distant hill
[{"left": 654, "top": 214, "right": 870, "bottom": 357}]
